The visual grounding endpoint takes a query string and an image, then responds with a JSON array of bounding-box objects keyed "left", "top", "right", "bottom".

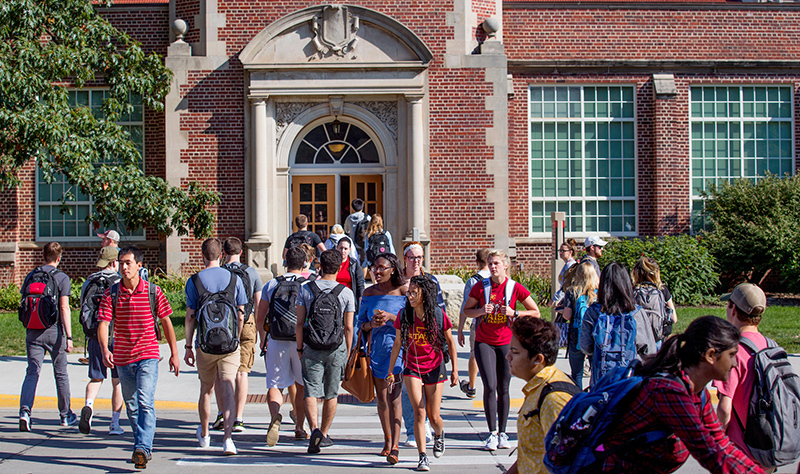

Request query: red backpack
[{"left": 19, "top": 267, "right": 61, "bottom": 330}]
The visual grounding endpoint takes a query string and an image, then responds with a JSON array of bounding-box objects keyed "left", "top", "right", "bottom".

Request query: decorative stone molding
[
  {"left": 353, "top": 101, "right": 398, "bottom": 144},
  {"left": 311, "top": 5, "right": 360, "bottom": 59},
  {"left": 276, "top": 102, "right": 323, "bottom": 144}
]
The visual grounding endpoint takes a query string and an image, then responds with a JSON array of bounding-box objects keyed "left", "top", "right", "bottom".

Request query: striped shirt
[{"left": 98, "top": 279, "right": 172, "bottom": 366}]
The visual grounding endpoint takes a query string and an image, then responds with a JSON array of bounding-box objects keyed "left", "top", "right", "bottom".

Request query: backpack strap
[
  {"left": 148, "top": 282, "right": 161, "bottom": 340},
  {"left": 504, "top": 278, "right": 516, "bottom": 306},
  {"left": 738, "top": 334, "right": 775, "bottom": 354},
  {"left": 331, "top": 284, "right": 345, "bottom": 298},
  {"left": 482, "top": 278, "right": 491, "bottom": 306},
  {"left": 523, "top": 381, "right": 581, "bottom": 420},
  {"left": 308, "top": 280, "right": 321, "bottom": 297}
]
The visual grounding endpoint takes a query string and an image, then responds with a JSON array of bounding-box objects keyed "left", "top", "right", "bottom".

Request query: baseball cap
[
  {"left": 584, "top": 236, "right": 608, "bottom": 248},
  {"left": 97, "top": 229, "right": 121, "bottom": 242},
  {"left": 96, "top": 246, "right": 120, "bottom": 268},
  {"left": 720, "top": 283, "right": 767, "bottom": 316}
]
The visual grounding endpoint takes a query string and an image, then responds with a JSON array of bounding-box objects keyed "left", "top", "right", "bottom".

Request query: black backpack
[
  {"left": 192, "top": 273, "right": 239, "bottom": 354},
  {"left": 268, "top": 275, "right": 308, "bottom": 341},
  {"left": 304, "top": 281, "right": 345, "bottom": 350},
  {"left": 80, "top": 272, "right": 121, "bottom": 338},
  {"left": 19, "top": 267, "right": 61, "bottom": 330},
  {"left": 288, "top": 231, "right": 313, "bottom": 249},
  {"left": 366, "top": 231, "right": 391, "bottom": 263},
  {"left": 222, "top": 263, "right": 253, "bottom": 322}
]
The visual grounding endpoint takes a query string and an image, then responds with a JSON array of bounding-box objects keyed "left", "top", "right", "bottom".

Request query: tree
[
  {"left": 0, "top": 0, "right": 218, "bottom": 238},
  {"left": 701, "top": 173, "right": 800, "bottom": 291}
]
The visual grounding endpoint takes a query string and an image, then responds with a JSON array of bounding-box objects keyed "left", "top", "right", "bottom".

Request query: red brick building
[{"left": 1, "top": 0, "right": 798, "bottom": 284}]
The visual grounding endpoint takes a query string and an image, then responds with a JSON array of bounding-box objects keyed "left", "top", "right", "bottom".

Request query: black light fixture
[{"left": 330, "top": 118, "right": 345, "bottom": 140}]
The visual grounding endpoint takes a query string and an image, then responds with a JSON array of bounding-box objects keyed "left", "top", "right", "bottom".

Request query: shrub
[
  {"left": 69, "top": 277, "right": 85, "bottom": 309},
  {"left": 701, "top": 173, "right": 800, "bottom": 292},
  {"left": 598, "top": 235, "right": 718, "bottom": 306},
  {"left": 150, "top": 270, "right": 188, "bottom": 311},
  {"left": 0, "top": 284, "right": 21, "bottom": 311}
]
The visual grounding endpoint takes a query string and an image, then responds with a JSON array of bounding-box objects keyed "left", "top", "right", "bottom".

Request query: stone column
[
  {"left": 247, "top": 97, "right": 273, "bottom": 281},
  {"left": 406, "top": 95, "right": 428, "bottom": 241}
]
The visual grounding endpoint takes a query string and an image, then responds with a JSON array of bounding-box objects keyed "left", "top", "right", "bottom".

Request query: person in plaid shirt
[{"left": 600, "top": 315, "right": 765, "bottom": 474}]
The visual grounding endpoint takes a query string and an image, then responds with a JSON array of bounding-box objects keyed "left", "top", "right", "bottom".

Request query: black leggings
[{"left": 474, "top": 341, "right": 511, "bottom": 433}]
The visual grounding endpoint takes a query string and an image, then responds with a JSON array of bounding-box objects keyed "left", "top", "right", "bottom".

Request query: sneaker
[
  {"left": 196, "top": 425, "right": 211, "bottom": 448},
  {"left": 308, "top": 428, "right": 323, "bottom": 454},
  {"left": 79, "top": 406, "right": 93, "bottom": 434},
  {"left": 484, "top": 432, "right": 499, "bottom": 451},
  {"left": 19, "top": 412, "right": 31, "bottom": 432},
  {"left": 132, "top": 448, "right": 148, "bottom": 469},
  {"left": 433, "top": 431, "right": 445, "bottom": 458},
  {"left": 222, "top": 437, "right": 237, "bottom": 455},
  {"left": 210, "top": 413, "right": 224, "bottom": 430},
  {"left": 320, "top": 435, "right": 334, "bottom": 448},
  {"left": 61, "top": 412, "right": 78, "bottom": 427},
  {"left": 497, "top": 432, "right": 511, "bottom": 449},
  {"left": 109, "top": 420, "right": 124, "bottom": 436},
  {"left": 233, "top": 419, "right": 245, "bottom": 433},
  {"left": 404, "top": 433, "right": 417, "bottom": 448},
  {"left": 459, "top": 380, "right": 476, "bottom": 399},
  {"left": 416, "top": 453, "right": 431, "bottom": 472},
  {"left": 266, "top": 413, "right": 281, "bottom": 447},
  {"left": 425, "top": 420, "right": 433, "bottom": 444}
]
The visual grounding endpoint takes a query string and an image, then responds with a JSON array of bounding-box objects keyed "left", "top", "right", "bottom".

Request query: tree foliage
[
  {"left": 701, "top": 173, "right": 800, "bottom": 292},
  {"left": 0, "top": 0, "right": 218, "bottom": 238}
]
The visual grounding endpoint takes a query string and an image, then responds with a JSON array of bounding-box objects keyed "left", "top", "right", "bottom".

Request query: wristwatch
[
  {"left": 514, "top": 310, "right": 519, "bottom": 318},
  {"left": 184, "top": 345, "right": 193, "bottom": 350}
]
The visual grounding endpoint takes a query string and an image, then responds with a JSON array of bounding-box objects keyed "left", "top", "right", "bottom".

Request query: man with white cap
[
  {"left": 580, "top": 236, "right": 607, "bottom": 277},
  {"left": 98, "top": 230, "right": 121, "bottom": 248},
  {"left": 713, "top": 283, "right": 774, "bottom": 469}
]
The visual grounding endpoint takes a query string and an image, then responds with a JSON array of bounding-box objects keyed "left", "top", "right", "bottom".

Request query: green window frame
[
  {"left": 690, "top": 86, "right": 794, "bottom": 230},
  {"left": 529, "top": 85, "right": 637, "bottom": 236},
  {"left": 36, "top": 90, "right": 145, "bottom": 240}
]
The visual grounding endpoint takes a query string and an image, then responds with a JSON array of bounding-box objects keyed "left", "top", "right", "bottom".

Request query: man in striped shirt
[{"left": 97, "top": 246, "right": 180, "bottom": 470}]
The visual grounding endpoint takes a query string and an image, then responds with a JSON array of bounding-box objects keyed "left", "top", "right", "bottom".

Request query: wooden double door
[{"left": 291, "top": 175, "right": 383, "bottom": 241}]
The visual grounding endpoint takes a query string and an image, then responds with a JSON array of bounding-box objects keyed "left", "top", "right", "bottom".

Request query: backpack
[
  {"left": 80, "top": 272, "right": 121, "bottom": 339},
  {"left": 19, "top": 267, "right": 61, "bottom": 330},
  {"left": 733, "top": 336, "right": 800, "bottom": 468},
  {"left": 191, "top": 273, "right": 239, "bottom": 355},
  {"left": 634, "top": 284, "right": 668, "bottom": 341},
  {"left": 353, "top": 217, "right": 369, "bottom": 250},
  {"left": 268, "top": 274, "right": 307, "bottom": 341},
  {"left": 522, "top": 381, "right": 581, "bottom": 421},
  {"left": 110, "top": 281, "right": 161, "bottom": 339},
  {"left": 433, "top": 307, "right": 451, "bottom": 364},
  {"left": 544, "top": 361, "right": 700, "bottom": 473},
  {"left": 288, "top": 231, "right": 313, "bottom": 249},
  {"left": 304, "top": 281, "right": 345, "bottom": 351},
  {"left": 223, "top": 263, "right": 253, "bottom": 322},
  {"left": 570, "top": 294, "right": 590, "bottom": 352},
  {"left": 590, "top": 303, "right": 638, "bottom": 385},
  {"left": 366, "top": 231, "right": 391, "bottom": 263}
]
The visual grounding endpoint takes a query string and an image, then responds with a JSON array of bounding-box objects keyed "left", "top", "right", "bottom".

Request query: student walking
[
  {"left": 363, "top": 214, "right": 395, "bottom": 268},
  {"left": 462, "top": 249, "right": 541, "bottom": 451},
  {"left": 597, "top": 316, "right": 765, "bottom": 473},
  {"left": 335, "top": 237, "right": 364, "bottom": 315},
  {"left": 324, "top": 224, "right": 358, "bottom": 261},
  {"left": 631, "top": 256, "right": 677, "bottom": 347},
  {"left": 551, "top": 238, "right": 577, "bottom": 307},
  {"left": 561, "top": 262, "right": 599, "bottom": 389},
  {"left": 356, "top": 253, "right": 407, "bottom": 464},
  {"left": 387, "top": 274, "right": 458, "bottom": 471}
]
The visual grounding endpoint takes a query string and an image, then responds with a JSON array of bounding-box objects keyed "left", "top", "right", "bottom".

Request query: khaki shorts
[
  {"left": 238, "top": 318, "right": 257, "bottom": 373},
  {"left": 196, "top": 348, "right": 240, "bottom": 385}
]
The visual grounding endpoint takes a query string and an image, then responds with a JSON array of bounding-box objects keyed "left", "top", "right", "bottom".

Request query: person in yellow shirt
[{"left": 506, "top": 317, "right": 578, "bottom": 474}]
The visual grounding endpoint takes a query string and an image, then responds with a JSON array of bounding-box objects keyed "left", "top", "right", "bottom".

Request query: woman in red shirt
[
  {"left": 387, "top": 275, "right": 457, "bottom": 472},
  {"left": 335, "top": 237, "right": 364, "bottom": 315},
  {"left": 463, "top": 249, "right": 541, "bottom": 451}
]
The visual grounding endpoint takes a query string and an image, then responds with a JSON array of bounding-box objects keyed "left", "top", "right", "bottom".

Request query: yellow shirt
[{"left": 516, "top": 365, "right": 576, "bottom": 474}]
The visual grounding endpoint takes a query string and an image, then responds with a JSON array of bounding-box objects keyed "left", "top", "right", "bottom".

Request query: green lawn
[{"left": 0, "top": 310, "right": 187, "bottom": 357}]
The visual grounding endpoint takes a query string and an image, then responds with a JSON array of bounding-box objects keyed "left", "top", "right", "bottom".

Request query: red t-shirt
[
  {"left": 468, "top": 277, "right": 531, "bottom": 346},
  {"left": 336, "top": 257, "right": 352, "bottom": 289},
  {"left": 394, "top": 310, "right": 453, "bottom": 374},
  {"left": 97, "top": 279, "right": 173, "bottom": 366}
]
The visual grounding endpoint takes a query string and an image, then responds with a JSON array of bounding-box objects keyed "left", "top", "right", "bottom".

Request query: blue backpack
[
  {"left": 544, "top": 361, "right": 705, "bottom": 473},
  {"left": 590, "top": 303, "right": 638, "bottom": 386},
  {"left": 570, "top": 294, "right": 590, "bottom": 352}
]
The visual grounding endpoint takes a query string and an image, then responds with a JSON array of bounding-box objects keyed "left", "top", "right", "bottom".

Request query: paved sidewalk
[{"left": 2, "top": 342, "right": 799, "bottom": 473}]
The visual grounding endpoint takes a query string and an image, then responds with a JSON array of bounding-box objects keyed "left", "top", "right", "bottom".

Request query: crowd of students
[{"left": 15, "top": 221, "right": 796, "bottom": 473}]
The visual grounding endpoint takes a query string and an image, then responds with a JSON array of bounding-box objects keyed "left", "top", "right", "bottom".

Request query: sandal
[
  {"left": 387, "top": 446, "right": 400, "bottom": 465},
  {"left": 380, "top": 436, "right": 391, "bottom": 456},
  {"left": 295, "top": 429, "right": 308, "bottom": 440}
]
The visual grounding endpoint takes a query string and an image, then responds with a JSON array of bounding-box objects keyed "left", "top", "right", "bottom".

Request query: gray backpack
[
  {"left": 735, "top": 335, "right": 800, "bottom": 468},
  {"left": 634, "top": 284, "right": 668, "bottom": 341}
]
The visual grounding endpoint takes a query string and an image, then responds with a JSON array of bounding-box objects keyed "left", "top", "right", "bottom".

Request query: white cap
[
  {"left": 97, "top": 230, "right": 121, "bottom": 242},
  {"left": 584, "top": 236, "right": 608, "bottom": 248}
]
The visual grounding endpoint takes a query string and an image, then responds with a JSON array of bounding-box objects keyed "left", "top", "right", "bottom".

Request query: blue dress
[{"left": 357, "top": 294, "right": 406, "bottom": 379}]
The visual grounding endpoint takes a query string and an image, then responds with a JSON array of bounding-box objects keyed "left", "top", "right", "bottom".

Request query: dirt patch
[{"left": 766, "top": 293, "right": 800, "bottom": 307}]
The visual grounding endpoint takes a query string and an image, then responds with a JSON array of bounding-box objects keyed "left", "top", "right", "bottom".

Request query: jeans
[
  {"left": 567, "top": 347, "right": 586, "bottom": 390},
  {"left": 20, "top": 325, "right": 72, "bottom": 418},
  {"left": 117, "top": 358, "right": 159, "bottom": 454}
]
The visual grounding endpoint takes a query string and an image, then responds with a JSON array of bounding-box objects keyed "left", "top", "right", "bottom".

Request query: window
[
  {"left": 294, "top": 121, "right": 380, "bottom": 165},
  {"left": 37, "top": 90, "right": 144, "bottom": 240},
  {"left": 690, "top": 86, "right": 793, "bottom": 230},
  {"left": 529, "top": 86, "right": 637, "bottom": 235}
]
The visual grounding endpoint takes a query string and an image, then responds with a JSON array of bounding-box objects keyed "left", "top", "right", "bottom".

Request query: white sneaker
[
  {"left": 196, "top": 425, "right": 210, "bottom": 448},
  {"left": 498, "top": 432, "right": 511, "bottom": 449},
  {"left": 223, "top": 437, "right": 237, "bottom": 455},
  {"left": 484, "top": 432, "right": 499, "bottom": 451},
  {"left": 405, "top": 433, "right": 417, "bottom": 448},
  {"left": 425, "top": 420, "right": 433, "bottom": 444},
  {"left": 109, "top": 421, "right": 124, "bottom": 436}
]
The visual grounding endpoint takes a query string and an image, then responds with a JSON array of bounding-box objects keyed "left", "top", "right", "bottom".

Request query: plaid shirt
[{"left": 601, "top": 372, "right": 764, "bottom": 474}]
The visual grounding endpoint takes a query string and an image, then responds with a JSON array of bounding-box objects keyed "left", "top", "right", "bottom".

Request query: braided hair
[{"left": 400, "top": 274, "right": 446, "bottom": 355}]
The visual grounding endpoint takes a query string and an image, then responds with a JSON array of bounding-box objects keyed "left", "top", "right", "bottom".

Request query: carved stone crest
[{"left": 311, "top": 5, "right": 359, "bottom": 57}]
